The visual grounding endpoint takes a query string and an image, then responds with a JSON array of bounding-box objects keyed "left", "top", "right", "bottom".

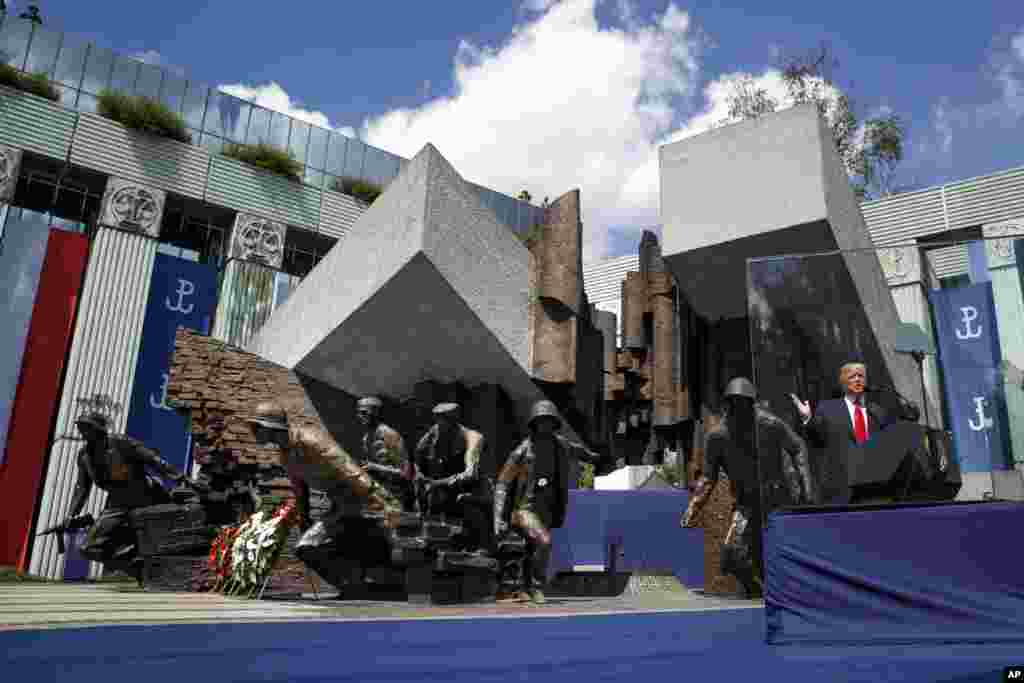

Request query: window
[
  {"left": 267, "top": 112, "right": 290, "bottom": 150},
  {"left": 53, "top": 39, "right": 88, "bottom": 89},
  {"left": 80, "top": 45, "right": 114, "bottom": 94},
  {"left": 288, "top": 121, "right": 309, "bottom": 165},
  {"left": 282, "top": 227, "right": 336, "bottom": 279},
  {"left": 109, "top": 55, "right": 140, "bottom": 94},
  {"left": 159, "top": 75, "right": 187, "bottom": 117},
  {"left": 246, "top": 106, "right": 270, "bottom": 146},
  {"left": 0, "top": 19, "right": 32, "bottom": 70},
  {"left": 181, "top": 82, "right": 209, "bottom": 129},
  {"left": 135, "top": 62, "right": 163, "bottom": 101},
  {"left": 157, "top": 196, "right": 229, "bottom": 266},
  {"left": 306, "top": 126, "right": 328, "bottom": 171},
  {"left": 343, "top": 138, "right": 366, "bottom": 179},
  {"left": 23, "top": 25, "right": 61, "bottom": 77},
  {"left": 325, "top": 132, "right": 347, "bottom": 176}
]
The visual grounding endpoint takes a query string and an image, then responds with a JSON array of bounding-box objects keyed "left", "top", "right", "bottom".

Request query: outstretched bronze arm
[{"left": 681, "top": 476, "right": 717, "bottom": 527}]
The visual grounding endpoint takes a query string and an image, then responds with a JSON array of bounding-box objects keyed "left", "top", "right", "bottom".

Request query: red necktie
[{"left": 854, "top": 405, "right": 868, "bottom": 444}]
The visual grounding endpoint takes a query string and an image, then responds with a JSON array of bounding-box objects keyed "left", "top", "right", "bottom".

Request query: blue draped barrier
[
  {"left": 764, "top": 501, "right": 1024, "bottom": 645},
  {"left": 551, "top": 490, "right": 704, "bottom": 588}
]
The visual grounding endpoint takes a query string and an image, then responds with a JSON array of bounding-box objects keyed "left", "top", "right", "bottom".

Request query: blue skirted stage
[
  {"left": 2, "top": 608, "right": 1018, "bottom": 682},
  {"left": 765, "top": 500, "right": 1024, "bottom": 646},
  {"left": 550, "top": 489, "right": 703, "bottom": 587}
]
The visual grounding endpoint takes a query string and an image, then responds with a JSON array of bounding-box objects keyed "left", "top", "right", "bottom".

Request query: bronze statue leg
[{"left": 511, "top": 509, "right": 553, "bottom": 590}]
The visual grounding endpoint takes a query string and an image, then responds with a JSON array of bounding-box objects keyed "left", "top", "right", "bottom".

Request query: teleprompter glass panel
[
  {"left": 745, "top": 247, "right": 1018, "bottom": 519},
  {"left": 23, "top": 25, "right": 61, "bottom": 76}
]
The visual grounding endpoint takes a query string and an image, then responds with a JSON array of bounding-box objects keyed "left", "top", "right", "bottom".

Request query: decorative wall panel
[
  {"left": 0, "top": 143, "right": 24, "bottom": 201},
  {"left": 319, "top": 188, "right": 366, "bottom": 239},
  {"left": 207, "top": 156, "right": 320, "bottom": 230},
  {"left": 0, "top": 220, "right": 50, "bottom": 467},
  {"left": 1, "top": 230, "right": 89, "bottom": 568},
  {"left": 229, "top": 212, "right": 286, "bottom": 269},
  {"left": 99, "top": 177, "right": 166, "bottom": 237},
  {"left": 28, "top": 228, "right": 157, "bottom": 580},
  {"left": 0, "top": 85, "right": 77, "bottom": 161},
  {"left": 70, "top": 113, "right": 209, "bottom": 200}
]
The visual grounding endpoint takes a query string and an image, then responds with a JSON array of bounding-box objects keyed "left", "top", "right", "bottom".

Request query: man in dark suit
[{"left": 790, "top": 361, "right": 891, "bottom": 503}]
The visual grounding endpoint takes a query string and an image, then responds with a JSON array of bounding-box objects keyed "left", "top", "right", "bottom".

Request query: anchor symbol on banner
[
  {"left": 967, "top": 396, "right": 993, "bottom": 432},
  {"left": 955, "top": 306, "right": 982, "bottom": 340},
  {"left": 166, "top": 278, "right": 195, "bottom": 314},
  {"left": 150, "top": 372, "right": 172, "bottom": 411}
]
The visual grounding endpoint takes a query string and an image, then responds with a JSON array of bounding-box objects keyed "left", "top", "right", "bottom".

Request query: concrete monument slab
[
  {"left": 248, "top": 144, "right": 551, "bottom": 423},
  {"left": 659, "top": 104, "right": 918, "bottom": 399}
]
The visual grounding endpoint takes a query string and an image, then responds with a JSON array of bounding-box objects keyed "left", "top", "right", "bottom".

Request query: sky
[{"left": 21, "top": 0, "right": 1024, "bottom": 263}]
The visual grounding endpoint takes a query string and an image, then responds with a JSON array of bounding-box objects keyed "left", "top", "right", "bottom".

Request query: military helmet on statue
[
  {"left": 246, "top": 400, "right": 289, "bottom": 431},
  {"left": 723, "top": 377, "right": 757, "bottom": 401},
  {"left": 357, "top": 396, "right": 383, "bottom": 410},
  {"left": 75, "top": 411, "right": 110, "bottom": 432},
  {"left": 528, "top": 400, "right": 563, "bottom": 430}
]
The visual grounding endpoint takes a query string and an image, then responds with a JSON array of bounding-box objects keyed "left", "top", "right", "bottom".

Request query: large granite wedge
[
  {"left": 659, "top": 103, "right": 918, "bottom": 398},
  {"left": 248, "top": 144, "right": 546, "bottom": 422}
]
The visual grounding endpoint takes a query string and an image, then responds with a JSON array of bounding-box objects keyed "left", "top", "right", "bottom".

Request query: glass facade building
[{"left": 0, "top": 16, "right": 544, "bottom": 236}]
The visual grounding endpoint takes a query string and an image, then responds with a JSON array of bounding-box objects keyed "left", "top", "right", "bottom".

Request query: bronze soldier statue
[
  {"left": 414, "top": 403, "right": 488, "bottom": 548},
  {"left": 494, "top": 400, "right": 602, "bottom": 605},
  {"left": 757, "top": 399, "right": 816, "bottom": 510},
  {"left": 62, "top": 411, "right": 189, "bottom": 582},
  {"left": 681, "top": 377, "right": 814, "bottom": 598},
  {"left": 245, "top": 400, "right": 402, "bottom": 594},
  {"left": 356, "top": 396, "right": 414, "bottom": 508}
]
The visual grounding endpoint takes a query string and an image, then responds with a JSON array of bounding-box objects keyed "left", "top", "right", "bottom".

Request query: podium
[{"left": 846, "top": 422, "right": 960, "bottom": 504}]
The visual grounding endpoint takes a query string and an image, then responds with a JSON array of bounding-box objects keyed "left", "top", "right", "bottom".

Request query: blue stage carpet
[{"left": 1, "top": 608, "right": 1016, "bottom": 682}]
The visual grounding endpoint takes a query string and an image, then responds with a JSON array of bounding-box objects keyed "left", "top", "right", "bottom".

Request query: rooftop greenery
[
  {"left": 97, "top": 90, "right": 192, "bottom": 144},
  {"left": 0, "top": 63, "right": 59, "bottom": 102},
  {"left": 222, "top": 142, "right": 303, "bottom": 183}
]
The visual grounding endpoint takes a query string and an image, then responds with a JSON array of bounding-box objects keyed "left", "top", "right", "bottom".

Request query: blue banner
[
  {"left": 125, "top": 254, "right": 218, "bottom": 474},
  {"left": 928, "top": 283, "right": 1011, "bottom": 473}
]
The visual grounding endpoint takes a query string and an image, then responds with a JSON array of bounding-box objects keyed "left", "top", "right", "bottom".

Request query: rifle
[{"left": 39, "top": 514, "right": 95, "bottom": 555}]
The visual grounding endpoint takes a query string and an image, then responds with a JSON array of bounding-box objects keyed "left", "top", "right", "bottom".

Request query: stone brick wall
[{"left": 167, "top": 328, "right": 525, "bottom": 484}]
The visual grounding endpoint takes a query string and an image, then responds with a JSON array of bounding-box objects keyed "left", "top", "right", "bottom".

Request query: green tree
[{"left": 720, "top": 43, "right": 905, "bottom": 201}]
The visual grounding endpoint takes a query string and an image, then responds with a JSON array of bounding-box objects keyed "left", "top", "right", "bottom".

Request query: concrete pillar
[
  {"left": 622, "top": 272, "right": 647, "bottom": 350},
  {"left": 650, "top": 272, "right": 677, "bottom": 427},
  {"left": 530, "top": 191, "right": 582, "bottom": 384},
  {"left": 878, "top": 246, "right": 943, "bottom": 429},
  {"left": 983, "top": 220, "right": 1024, "bottom": 489},
  {"left": 30, "top": 177, "right": 169, "bottom": 578},
  {"left": 213, "top": 213, "right": 287, "bottom": 349}
]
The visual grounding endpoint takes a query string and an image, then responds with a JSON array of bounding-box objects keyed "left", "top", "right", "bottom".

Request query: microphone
[{"left": 865, "top": 384, "right": 895, "bottom": 393}]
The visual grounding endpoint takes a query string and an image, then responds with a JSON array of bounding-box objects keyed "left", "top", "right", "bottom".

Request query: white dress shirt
[{"left": 801, "top": 395, "right": 868, "bottom": 437}]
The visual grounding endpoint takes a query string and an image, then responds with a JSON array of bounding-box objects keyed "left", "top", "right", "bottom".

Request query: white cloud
[
  {"left": 910, "top": 26, "right": 1024, "bottom": 178},
  {"left": 996, "top": 28, "right": 1024, "bottom": 117},
  {"left": 130, "top": 50, "right": 185, "bottom": 77},
  {"left": 522, "top": 0, "right": 559, "bottom": 13},
  {"left": 359, "top": 0, "right": 701, "bottom": 263},
  {"left": 217, "top": 82, "right": 357, "bottom": 139}
]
